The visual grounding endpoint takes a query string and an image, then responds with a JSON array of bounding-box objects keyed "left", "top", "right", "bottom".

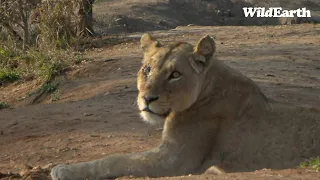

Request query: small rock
[
  {"left": 42, "top": 163, "right": 54, "bottom": 170},
  {"left": 11, "top": 122, "right": 18, "bottom": 126},
  {"left": 103, "top": 58, "right": 116, "bottom": 62},
  {"left": 83, "top": 113, "right": 93, "bottom": 116},
  {"left": 90, "top": 134, "right": 99, "bottom": 138},
  {"left": 266, "top": 73, "right": 276, "bottom": 77}
]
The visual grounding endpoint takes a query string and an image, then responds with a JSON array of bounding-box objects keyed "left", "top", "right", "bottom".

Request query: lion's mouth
[{"left": 142, "top": 107, "right": 171, "bottom": 117}]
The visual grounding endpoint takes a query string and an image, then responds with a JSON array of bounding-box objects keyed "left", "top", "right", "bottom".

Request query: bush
[
  {"left": 40, "top": 82, "right": 59, "bottom": 93},
  {"left": 0, "top": 0, "right": 77, "bottom": 84},
  {"left": 0, "top": 38, "right": 71, "bottom": 84},
  {"left": 34, "top": 0, "right": 82, "bottom": 49},
  {"left": 23, "top": 49, "right": 71, "bottom": 81},
  {"left": 0, "top": 69, "right": 20, "bottom": 85},
  {"left": 0, "top": 102, "right": 10, "bottom": 109},
  {"left": 299, "top": 157, "right": 320, "bottom": 171},
  {"left": 0, "top": 0, "right": 95, "bottom": 86},
  {"left": 0, "top": 37, "right": 21, "bottom": 68}
]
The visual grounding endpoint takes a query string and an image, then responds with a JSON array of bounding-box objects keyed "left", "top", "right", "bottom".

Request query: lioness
[{"left": 51, "top": 34, "right": 320, "bottom": 180}]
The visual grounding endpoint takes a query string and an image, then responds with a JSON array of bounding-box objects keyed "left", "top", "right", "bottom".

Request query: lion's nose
[{"left": 143, "top": 95, "right": 159, "bottom": 105}]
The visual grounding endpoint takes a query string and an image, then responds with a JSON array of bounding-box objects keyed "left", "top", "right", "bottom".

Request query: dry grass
[
  {"left": 34, "top": 0, "right": 82, "bottom": 49},
  {"left": 0, "top": 38, "right": 72, "bottom": 84},
  {"left": 0, "top": 0, "right": 83, "bottom": 86}
]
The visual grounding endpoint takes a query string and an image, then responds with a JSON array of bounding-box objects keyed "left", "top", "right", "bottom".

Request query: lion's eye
[
  {"left": 143, "top": 65, "right": 151, "bottom": 76},
  {"left": 168, "top": 71, "right": 182, "bottom": 80}
]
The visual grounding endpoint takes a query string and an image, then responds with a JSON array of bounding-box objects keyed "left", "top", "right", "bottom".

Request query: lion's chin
[{"left": 140, "top": 111, "right": 166, "bottom": 125}]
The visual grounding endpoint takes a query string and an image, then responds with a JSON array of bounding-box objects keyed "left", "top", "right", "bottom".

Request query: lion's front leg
[
  {"left": 51, "top": 118, "right": 218, "bottom": 180},
  {"left": 51, "top": 153, "right": 147, "bottom": 180},
  {"left": 51, "top": 154, "right": 130, "bottom": 180},
  {"left": 51, "top": 144, "right": 204, "bottom": 180}
]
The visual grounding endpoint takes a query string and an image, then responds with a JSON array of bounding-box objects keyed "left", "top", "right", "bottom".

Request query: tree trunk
[
  {"left": 17, "top": 0, "right": 29, "bottom": 49},
  {"left": 79, "top": 0, "right": 95, "bottom": 37},
  {"left": 23, "top": 16, "right": 29, "bottom": 49}
]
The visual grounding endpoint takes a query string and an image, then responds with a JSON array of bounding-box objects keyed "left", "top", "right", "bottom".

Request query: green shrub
[
  {"left": 0, "top": 0, "right": 82, "bottom": 86},
  {"left": 299, "top": 157, "right": 320, "bottom": 171},
  {"left": 0, "top": 37, "right": 21, "bottom": 68},
  {"left": 0, "top": 102, "right": 10, "bottom": 109},
  {"left": 24, "top": 49, "right": 70, "bottom": 81},
  {"left": 0, "top": 69, "right": 20, "bottom": 85},
  {"left": 40, "top": 82, "right": 58, "bottom": 93},
  {"left": 0, "top": 36, "right": 72, "bottom": 84}
]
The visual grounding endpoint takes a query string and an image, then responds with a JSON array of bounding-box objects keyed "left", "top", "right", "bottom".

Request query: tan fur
[{"left": 51, "top": 34, "right": 320, "bottom": 180}]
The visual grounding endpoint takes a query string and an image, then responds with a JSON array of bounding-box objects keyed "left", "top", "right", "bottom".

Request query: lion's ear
[
  {"left": 194, "top": 35, "right": 216, "bottom": 61},
  {"left": 191, "top": 35, "right": 216, "bottom": 73},
  {"left": 140, "top": 33, "right": 161, "bottom": 52}
]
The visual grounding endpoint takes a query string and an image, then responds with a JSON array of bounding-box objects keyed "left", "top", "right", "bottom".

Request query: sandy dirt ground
[{"left": 0, "top": 24, "right": 320, "bottom": 179}]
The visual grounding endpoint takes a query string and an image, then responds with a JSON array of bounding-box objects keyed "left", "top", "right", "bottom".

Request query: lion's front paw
[{"left": 51, "top": 165, "right": 75, "bottom": 180}]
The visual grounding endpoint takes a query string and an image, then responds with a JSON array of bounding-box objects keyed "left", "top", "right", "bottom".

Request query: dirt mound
[{"left": 93, "top": 0, "right": 320, "bottom": 34}]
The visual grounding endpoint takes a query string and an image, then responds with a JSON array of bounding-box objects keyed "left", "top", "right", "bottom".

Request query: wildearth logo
[{"left": 243, "top": 7, "right": 311, "bottom": 18}]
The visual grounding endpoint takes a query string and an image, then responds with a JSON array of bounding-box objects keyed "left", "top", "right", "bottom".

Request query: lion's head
[{"left": 137, "top": 34, "right": 216, "bottom": 124}]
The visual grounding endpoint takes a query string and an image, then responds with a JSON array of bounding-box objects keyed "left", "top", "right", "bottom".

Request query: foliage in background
[
  {"left": 0, "top": 101, "right": 10, "bottom": 109},
  {"left": 0, "top": 68, "right": 20, "bottom": 85},
  {"left": 0, "top": 0, "right": 95, "bottom": 87},
  {"left": 34, "top": 0, "right": 81, "bottom": 49},
  {"left": 0, "top": 0, "right": 95, "bottom": 49},
  {"left": 0, "top": 37, "right": 72, "bottom": 83},
  {"left": 39, "top": 82, "right": 58, "bottom": 93},
  {"left": 24, "top": 48, "right": 71, "bottom": 81},
  {"left": 0, "top": 0, "right": 40, "bottom": 49},
  {"left": 299, "top": 157, "right": 320, "bottom": 171}
]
